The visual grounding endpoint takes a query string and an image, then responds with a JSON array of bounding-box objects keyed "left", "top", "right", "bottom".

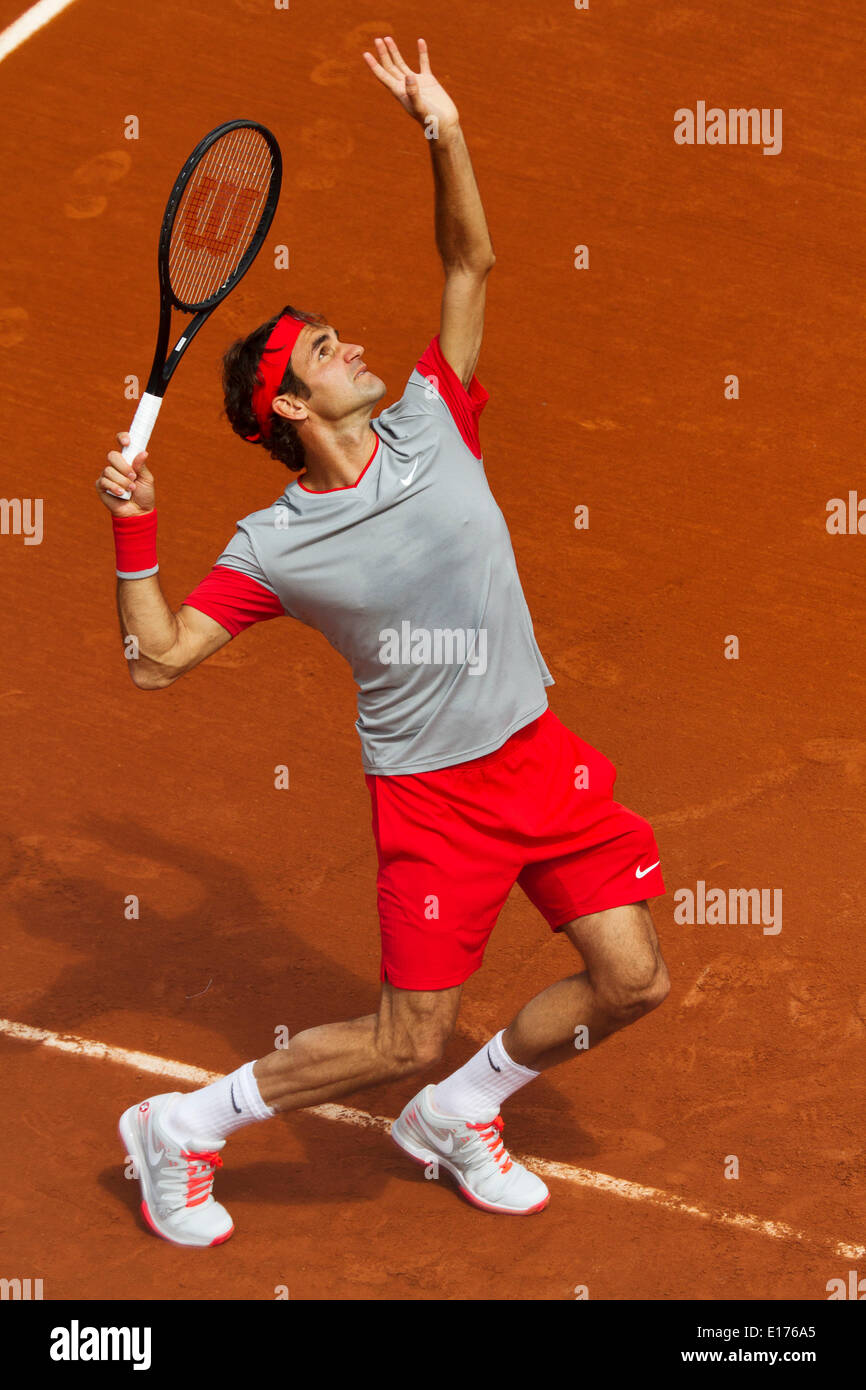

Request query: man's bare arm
[
  {"left": 117, "top": 584, "right": 230, "bottom": 690},
  {"left": 97, "top": 431, "right": 232, "bottom": 689},
  {"left": 363, "top": 35, "right": 495, "bottom": 387},
  {"left": 430, "top": 124, "right": 495, "bottom": 387}
]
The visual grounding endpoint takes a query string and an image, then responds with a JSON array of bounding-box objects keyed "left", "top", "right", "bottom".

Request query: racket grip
[{"left": 117, "top": 392, "right": 164, "bottom": 500}]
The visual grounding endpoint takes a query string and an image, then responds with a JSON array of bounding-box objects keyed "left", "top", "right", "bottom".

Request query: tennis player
[{"left": 100, "top": 36, "right": 669, "bottom": 1247}]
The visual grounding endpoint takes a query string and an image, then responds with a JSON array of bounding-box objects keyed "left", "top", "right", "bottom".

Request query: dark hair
[{"left": 222, "top": 304, "right": 327, "bottom": 471}]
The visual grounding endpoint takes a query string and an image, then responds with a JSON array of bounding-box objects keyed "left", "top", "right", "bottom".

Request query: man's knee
[
  {"left": 378, "top": 1030, "right": 450, "bottom": 1076},
  {"left": 641, "top": 957, "right": 671, "bottom": 1013},
  {"left": 597, "top": 954, "right": 670, "bottom": 1025},
  {"left": 374, "top": 1002, "right": 456, "bottom": 1076}
]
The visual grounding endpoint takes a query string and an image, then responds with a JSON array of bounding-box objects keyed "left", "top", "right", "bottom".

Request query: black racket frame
[{"left": 144, "top": 119, "right": 283, "bottom": 399}]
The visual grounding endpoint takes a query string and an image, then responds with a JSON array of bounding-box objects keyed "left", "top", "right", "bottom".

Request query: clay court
[{"left": 1, "top": 0, "right": 864, "bottom": 1301}]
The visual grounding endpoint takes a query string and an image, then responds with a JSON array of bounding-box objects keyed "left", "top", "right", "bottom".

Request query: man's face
[{"left": 284, "top": 322, "right": 386, "bottom": 423}]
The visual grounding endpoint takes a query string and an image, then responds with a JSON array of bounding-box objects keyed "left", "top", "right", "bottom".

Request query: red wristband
[{"left": 113, "top": 509, "right": 158, "bottom": 578}]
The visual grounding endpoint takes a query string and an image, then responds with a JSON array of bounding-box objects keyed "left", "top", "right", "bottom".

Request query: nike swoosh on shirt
[
  {"left": 399, "top": 457, "right": 420, "bottom": 487},
  {"left": 635, "top": 860, "right": 661, "bottom": 879}
]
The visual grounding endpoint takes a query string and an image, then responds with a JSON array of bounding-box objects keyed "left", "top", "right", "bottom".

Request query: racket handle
[{"left": 117, "top": 392, "right": 164, "bottom": 500}]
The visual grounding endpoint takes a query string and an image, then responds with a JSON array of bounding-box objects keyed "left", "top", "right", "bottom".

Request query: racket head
[{"left": 158, "top": 120, "right": 282, "bottom": 315}]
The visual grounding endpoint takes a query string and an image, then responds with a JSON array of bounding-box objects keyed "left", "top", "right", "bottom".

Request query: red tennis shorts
[{"left": 364, "top": 707, "right": 665, "bottom": 991}]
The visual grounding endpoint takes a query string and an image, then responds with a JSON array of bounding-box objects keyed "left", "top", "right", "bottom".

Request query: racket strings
[
  {"left": 170, "top": 128, "right": 270, "bottom": 304},
  {"left": 168, "top": 127, "right": 275, "bottom": 310}
]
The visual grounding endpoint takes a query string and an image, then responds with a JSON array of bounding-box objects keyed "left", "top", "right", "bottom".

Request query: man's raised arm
[{"left": 363, "top": 36, "right": 495, "bottom": 388}]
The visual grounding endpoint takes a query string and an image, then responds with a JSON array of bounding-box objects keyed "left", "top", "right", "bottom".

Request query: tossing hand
[{"left": 363, "top": 37, "right": 460, "bottom": 138}]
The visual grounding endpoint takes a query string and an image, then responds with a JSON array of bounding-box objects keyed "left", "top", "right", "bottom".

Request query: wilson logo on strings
[{"left": 181, "top": 178, "right": 262, "bottom": 256}]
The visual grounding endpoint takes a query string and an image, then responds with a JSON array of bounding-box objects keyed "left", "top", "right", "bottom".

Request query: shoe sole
[
  {"left": 118, "top": 1108, "right": 234, "bottom": 1249},
  {"left": 390, "top": 1119, "right": 549, "bottom": 1216}
]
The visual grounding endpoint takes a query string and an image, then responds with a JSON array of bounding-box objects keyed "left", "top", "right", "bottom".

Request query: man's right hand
[{"left": 95, "top": 431, "right": 156, "bottom": 515}]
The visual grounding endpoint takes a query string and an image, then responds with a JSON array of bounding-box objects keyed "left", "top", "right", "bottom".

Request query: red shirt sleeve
[
  {"left": 182, "top": 564, "right": 285, "bottom": 637},
  {"left": 414, "top": 335, "right": 490, "bottom": 459}
]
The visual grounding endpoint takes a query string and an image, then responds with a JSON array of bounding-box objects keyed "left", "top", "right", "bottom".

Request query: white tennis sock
[
  {"left": 431, "top": 1029, "right": 539, "bottom": 1119},
  {"left": 167, "top": 1061, "right": 276, "bottom": 1143}
]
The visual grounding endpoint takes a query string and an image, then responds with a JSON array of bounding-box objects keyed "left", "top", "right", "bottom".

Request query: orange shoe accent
[
  {"left": 140, "top": 1200, "right": 161, "bottom": 1237},
  {"left": 180, "top": 1149, "right": 224, "bottom": 1207},
  {"left": 139, "top": 1200, "right": 235, "bottom": 1246},
  {"left": 457, "top": 1184, "right": 549, "bottom": 1216},
  {"left": 466, "top": 1116, "right": 513, "bottom": 1173}
]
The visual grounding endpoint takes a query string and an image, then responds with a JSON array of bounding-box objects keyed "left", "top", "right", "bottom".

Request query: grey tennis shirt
[{"left": 191, "top": 337, "right": 554, "bottom": 775}]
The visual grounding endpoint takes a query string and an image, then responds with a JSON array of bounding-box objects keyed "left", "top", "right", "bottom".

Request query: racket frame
[{"left": 118, "top": 119, "right": 282, "bottom": 489}]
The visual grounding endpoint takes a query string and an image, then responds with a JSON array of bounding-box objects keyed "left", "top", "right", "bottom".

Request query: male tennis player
[{"left": 99, "top": 36, "right": 669, "bottom": 1247}]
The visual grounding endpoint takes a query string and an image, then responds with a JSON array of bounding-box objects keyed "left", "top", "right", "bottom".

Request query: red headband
[{"left": 245, "top": 314, "right": 307, "bottom": 442}]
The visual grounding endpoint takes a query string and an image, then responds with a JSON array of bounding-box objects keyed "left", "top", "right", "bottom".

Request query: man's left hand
[{"left": 363, "top": 36, "right": 460, "bottom": 138}]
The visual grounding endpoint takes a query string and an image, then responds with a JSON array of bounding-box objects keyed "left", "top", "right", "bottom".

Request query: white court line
[
  {"left": 0, "top": 0, "right": 79, "bottom": 63},
  {"left": 2, "top": 1016, "right": 864, "bottom": 1262}
]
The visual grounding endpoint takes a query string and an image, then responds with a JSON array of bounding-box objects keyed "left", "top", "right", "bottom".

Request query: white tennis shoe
[
  {"left": 391, "top": 1085, "right": 549, "bottom": 1215},
  {"left": 118, "top": 1092, "right": 234, "bottom": 1248}
]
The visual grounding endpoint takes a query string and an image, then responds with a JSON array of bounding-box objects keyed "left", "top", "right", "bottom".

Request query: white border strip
[
  {"left": 2, "top": 1016, "right": 863, "bottom": 1261},
  {"left": 0, "top": 0, "right": 79, "bottom": 63}
]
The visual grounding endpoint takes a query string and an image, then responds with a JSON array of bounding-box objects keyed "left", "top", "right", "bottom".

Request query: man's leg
[
  {"left": 253, "top": 980, "right": 463, "bottom": 1110},
  {"left": 121, "top": 983, "right": 462, "bottom": 1247},
  {"left": 171, "top": 980, "right": 463, "bottom": 1133},
  {"left": 431, "top": 901, "right": 668, "bottom": 1119},
  {"left": 502, "top": 900, "right": 669, "bottom": 1070}
]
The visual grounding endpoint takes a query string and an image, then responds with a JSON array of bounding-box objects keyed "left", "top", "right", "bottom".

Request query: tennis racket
[{"left": 116, "top": 119, "right": 282, "bottom": 498}]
